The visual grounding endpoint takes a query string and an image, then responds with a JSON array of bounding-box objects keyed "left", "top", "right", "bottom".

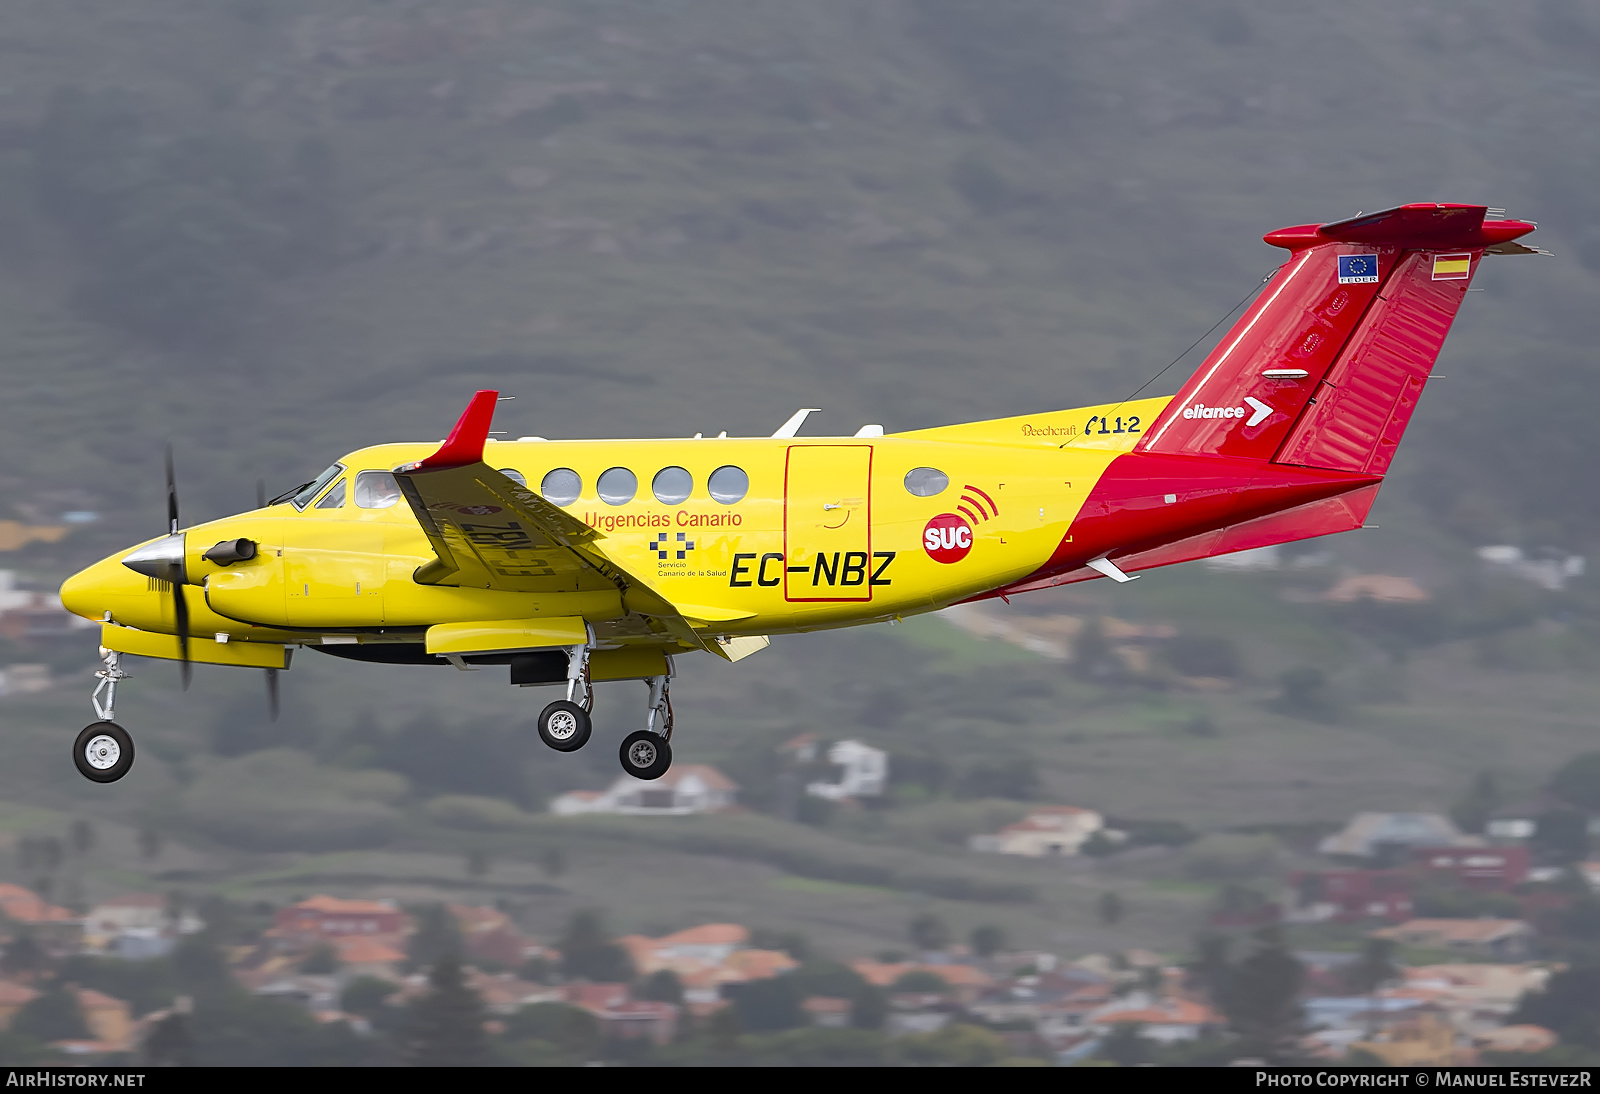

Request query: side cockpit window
[
  {"left": 355, "top": 471, "right": 402, "bottom": 509},
  {"left": 289, "top": 463, "right": 345, "bottom": 510},
  {"left": 315, "top": 478, "right": 347, "bottom": 509}
]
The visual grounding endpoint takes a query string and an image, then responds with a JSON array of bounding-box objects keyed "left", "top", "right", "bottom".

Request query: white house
[
  {"left": 969, "top": 806, "right": 1109, "bottom": 857},
  {"left": 1318, "top": 813, "right": 1468, "bottom": 858},
  {"left": 550, "top": 765, "right": 738, "bottom": 816},
  {"left": 806, "top": 740, "right": 888, "bottom": 801}
]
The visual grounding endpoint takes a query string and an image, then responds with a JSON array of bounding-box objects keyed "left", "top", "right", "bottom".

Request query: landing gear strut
[
  {"left": 536, "top": 644, "right": 593, "bottom": 752},
  {"left": 77, "top": 649, "right": 135, "bottom": 784},
  {"left": 618, "top": 673, "right": 673, "bottom": 781}
]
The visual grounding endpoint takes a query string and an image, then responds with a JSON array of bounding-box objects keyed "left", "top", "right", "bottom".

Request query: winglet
[{"left": 403, "top": 390, "right": 499, "bottom": 472}]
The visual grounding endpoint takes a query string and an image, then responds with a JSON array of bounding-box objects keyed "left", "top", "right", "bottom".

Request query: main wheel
[
  {"left": 537, "top": 701, "right": 592, "bottom": 752},
  {"left": 619, "top": 730, "right": 672, "bottom": 781},
  {"left": 73, "top": 722, "right": 134, "bottom": 784}
]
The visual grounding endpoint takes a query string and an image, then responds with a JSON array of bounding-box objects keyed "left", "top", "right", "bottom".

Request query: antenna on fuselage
[{"left": 772, "top": 409, "right": 820, "bottom": 438}]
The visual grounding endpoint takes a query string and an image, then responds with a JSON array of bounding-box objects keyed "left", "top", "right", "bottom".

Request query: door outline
[{"left": 783, "top": 444, "right": 874, "bottom": 603}]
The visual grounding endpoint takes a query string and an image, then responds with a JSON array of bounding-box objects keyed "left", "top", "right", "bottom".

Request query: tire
[
  {"left": 73, "top": 722, "right": 135, "bottom": 784},
  {"left": 619, "top": 730, "right": 672, "bottom": 781},
  {"left": 537, "top": 701, "right": 592, "bottom": 752}
]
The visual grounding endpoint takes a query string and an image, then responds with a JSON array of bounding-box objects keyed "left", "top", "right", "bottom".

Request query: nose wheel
[
  {"left": 77, "top": 649, "right": 136, "bottom": 783},
  {"left": 74, "top": 722, "right": 135, "bottom": 784}
]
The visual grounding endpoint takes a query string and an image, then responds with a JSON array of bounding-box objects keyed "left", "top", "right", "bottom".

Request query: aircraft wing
[{"left": 393, "top": 391, "right": 747, "bottom": 657}]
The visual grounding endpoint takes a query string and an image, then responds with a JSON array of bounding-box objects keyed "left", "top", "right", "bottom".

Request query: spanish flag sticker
[{"left": 1432, "top": 253, "right": 1472, "bottom": 281}]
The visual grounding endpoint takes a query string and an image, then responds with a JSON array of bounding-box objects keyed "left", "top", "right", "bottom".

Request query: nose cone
[
  {"left": 120, "top": 532, "right": 186, "bottom": 582},
  {"left": 60, "top": 556, "right": 118, "bottom": 622},
  {"left": 61, "top": 545, "right": 168, "bottom": 625}
]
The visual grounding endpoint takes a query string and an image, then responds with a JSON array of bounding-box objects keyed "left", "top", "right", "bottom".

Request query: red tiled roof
[
  {"left": 0, "top": 883, "right": 75, "bottom": 923},
  {"left": 656, "top": 765, "right": 738, "bottom": 792},
  {"left": 94, "top": 893, "right": 165, "bottom": 909},
  {"left": 849, "top": 960, "right": 994, "bottom": 989},
  {"left": 1096, "top": 998, "right": 1220, "bottom": 1026},
  {"left": 75, "top": 989, "right": 126, "bottom": 1011},
  {"left": 291, "top": 895, "right": 397, "bottom": 916},
  {"left": 724, "top": 949, "right": 799, "bottom": 980},
  {"left": 331, "top": 937, "right": 406, "bottom": 964},
  {"left": 656, "top": 923, "right": 748, "bottom": 947},
  {"left": 448, "top": 904, "right": 509, "bottom": 933},
  {"left": 0, "top": 981, "right": 38, "bottom": 1006}
]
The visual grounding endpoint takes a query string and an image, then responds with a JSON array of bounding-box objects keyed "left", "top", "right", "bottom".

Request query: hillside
[{"left": 0, "top": 0, "right": 1597, "bottom": 960}]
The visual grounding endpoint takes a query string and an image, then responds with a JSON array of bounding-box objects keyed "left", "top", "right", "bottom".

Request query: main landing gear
[
  {"left": 76, "top": 649, "right": 135, "bottom": 784},
  {"left": 533, "top": 647, "right": 675, "bottom": 781}
]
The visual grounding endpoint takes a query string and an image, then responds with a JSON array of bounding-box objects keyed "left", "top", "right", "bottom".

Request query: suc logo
[{"left": 923, "top": 513, "right": 973, "bottom": 564}]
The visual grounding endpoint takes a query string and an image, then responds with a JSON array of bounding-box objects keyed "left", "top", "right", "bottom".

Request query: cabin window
[
  {"left": 708, "top": 465, "right": 749, "bottom": 505},
  {"left": 541, "top": 468, "right": 582, "bottom": 506},
  {"left": 289, "top": 463, "right": 345, "bottom": 510},
  {"left": 652, "top": 466, "right": 693, "bottom": 505},
  {"left": 499, "top": 469, "right": 528, "bottom": 487},
  {"left": 904, "top": 467, "right": 949, "bottom": 497},
  {"left": 314, "top": 478, "right": 347, "bottom": 509},
  {"left": 597, "top": 467, "right": 637, "bottom": 506},
  {"left": 354, "top": 471, "right": 402, "bottom": 509}
]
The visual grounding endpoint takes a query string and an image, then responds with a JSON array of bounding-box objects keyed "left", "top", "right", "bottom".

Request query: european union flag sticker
[{"left": 1337, "top": 254, "right": 1379, "bottom": 284}]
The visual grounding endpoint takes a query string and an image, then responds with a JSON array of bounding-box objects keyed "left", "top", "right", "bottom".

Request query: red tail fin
[{"left": 1136, "top": 204, "right": 1535, "bottom": 465}]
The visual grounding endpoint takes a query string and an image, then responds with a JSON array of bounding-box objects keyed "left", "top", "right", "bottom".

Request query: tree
[
  {"left": 639, "top": 969, "right": 684, "bottom": 1005},
  {"left": 539, "top": 848, "right": 565, "bottom": 879},
  {"left": 727, "top": 975, "right": 803, "bottom": 1032},
  {"left": 1551, "top": 753, "right": 1600, "bottom": 811},
  {"left": 2, "top": 934, "right": 48, "bottom": 980},
  {"left": 1220, "top": 928, "right": 1305, "bottom": 1062},
  {"left": 1451, "top": 771, "right": 1501, "bottom": 834},
  {"left": 407, "top": 904, "right": 463, "bottom": 971},
  {"left": 1534, "top": 809, "right": 1591, "bottom": 864},
  {"left": 849, "top": 986, "right": 888, "bottom": 1031},
  {"left": 1098, "top": 891, "right": 1125, "bottom": 926},
  {"left": 557, "top": 910, "right": 634, "bottom": 983},
  {"left": 890, "top": 969, "right": 947, "bottom": 993},
  {"left": 1343, "top": 938, "right": 1399, "bottom": 995},
  {"left": 1512, "top": 965, "right": 1600, "bottom": 1047},
  {"left": 404, "top": 953, "right": 487, "bottom": 1067},
  {"left": 465, "top": 848, "right": 490, "bottom": 878},
  {"left": 907, "top": 912, "right": 950, "bottom": 952},
  {"left": 1188, "top": 933, "right": 1231, "bottom": 1002},
  {"left": 69, "top": 820, "right": 94, "bottom": 855},
  {"left": 12, "top": 985, "right": 89, "bottom": 1042},
  {"left": 300, "top": 944, "right": 338, "bottom": 975},
  {"left": 143, "top": 1012, "right": 193, "bottom": 1066},
  {"left": 1272, "top": 666, "right": 1339, "bottom": 721},
  {"left": 340, "top": 976, "right": 398, "bottom": 1018},
  {"left": 502, "top": 1002, "right": 601, "bottom": 1059},
  {"left": 1096, "top": 1022, "right": 1152, "bottom": 1066},
  {"left": 138, "top": 828, "right": 164, "bottom": 861},
  {"left": 969, "top": 923, "right": 1007, "bottom": 957}
]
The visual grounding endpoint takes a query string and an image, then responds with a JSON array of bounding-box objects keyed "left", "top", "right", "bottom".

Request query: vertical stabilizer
[{"left": 1135, "top": 204, "right": 1536, "bottom": 466}]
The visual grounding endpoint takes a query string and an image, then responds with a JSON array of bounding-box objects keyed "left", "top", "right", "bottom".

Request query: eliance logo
[{"left": 1182, "top": 396, "right": 1273, "bottom": 427}]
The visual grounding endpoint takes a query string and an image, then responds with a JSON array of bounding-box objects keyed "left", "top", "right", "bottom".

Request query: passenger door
[{"left": 783, "top": 445, "right": 873, "bottom": 603}]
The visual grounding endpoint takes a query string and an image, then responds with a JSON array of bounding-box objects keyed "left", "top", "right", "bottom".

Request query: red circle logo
[{"left": 923, "top": 513, "right": 974, "bottom": 564}]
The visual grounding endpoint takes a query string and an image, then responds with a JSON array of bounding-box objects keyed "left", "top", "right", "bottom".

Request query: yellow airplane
[{"left": 59, "top": 203, "right": 1539, "bottom": 786}]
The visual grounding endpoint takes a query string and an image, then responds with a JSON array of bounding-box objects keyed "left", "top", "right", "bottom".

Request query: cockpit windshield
[{"left": 283, "top": 463, "right": 346, "bottom": 511}]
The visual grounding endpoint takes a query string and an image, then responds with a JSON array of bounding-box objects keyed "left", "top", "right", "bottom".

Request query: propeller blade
[
  {"left": 265, "top": 668, "right": 279, "bottom": 722},
  {"left": 172, "top": 583, "right": 191, "bottom": 691},
  {"left": 256, "top": 479, "right": 267, "bottom": 509},
  {"left": 164, "top": 444, "right": 180, "bottom": 535}
]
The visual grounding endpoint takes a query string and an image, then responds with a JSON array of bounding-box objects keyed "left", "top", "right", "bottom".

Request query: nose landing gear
[{"left": 78, "top": 649, "right": 135, "bottom": 784}]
